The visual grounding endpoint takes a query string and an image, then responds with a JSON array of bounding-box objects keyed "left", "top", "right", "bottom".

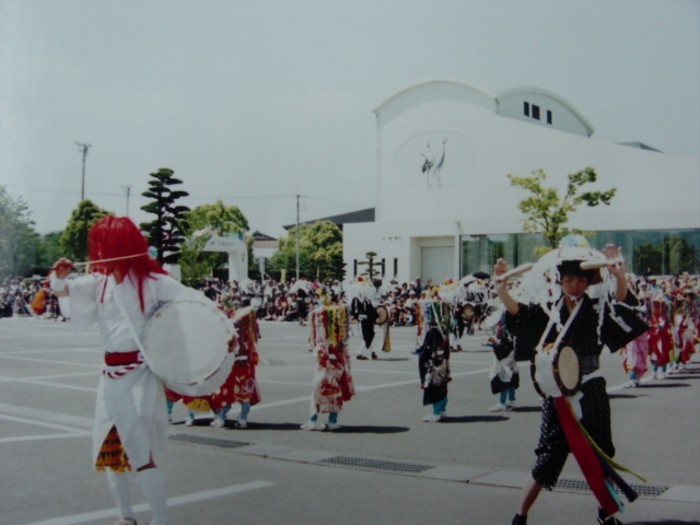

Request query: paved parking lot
[{"left": 1, "top": 315, "right": 698, "bottom": 525}]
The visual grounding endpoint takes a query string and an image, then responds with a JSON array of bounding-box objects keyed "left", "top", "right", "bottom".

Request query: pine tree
[{"left": 140, "top": 168, "right": 190, "bottom": 264}]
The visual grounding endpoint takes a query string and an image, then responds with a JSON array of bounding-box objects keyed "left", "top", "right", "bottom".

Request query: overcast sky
[{"left": 2, "top": 0, "right": 698, "bottom": 237}]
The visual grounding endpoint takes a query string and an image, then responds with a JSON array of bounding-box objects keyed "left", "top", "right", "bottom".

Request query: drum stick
[
  {"left": 51, "top": 253, "right": 148, "bottom": 271},
  {"left": 580, "top": 257, "right": 623, "bottom": 270},
  {"left": 494, "top": 262, "right": 534, "bottom": 283}
]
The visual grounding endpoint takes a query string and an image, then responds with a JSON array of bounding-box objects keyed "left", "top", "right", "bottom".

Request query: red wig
[{"left": 88, "top": 215, "right": 167, "bottom": 312}]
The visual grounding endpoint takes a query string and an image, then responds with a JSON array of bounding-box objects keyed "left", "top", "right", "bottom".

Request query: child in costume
[
  {"left": 210, "top": 306, "right": 261, "bottom": 428},
  {"left": 620, "top": 332, "right": 649, "bottom": 388},
  {"left": 418, "top": 323, "right": 451, "bottom": 421},
  {"left": 494, "top": 237, "right": 648, "bottom": 525},
  {"left": 301, "top": 295, "right": 355, "bottom": 430},
  {"left": 486, "top": 312, "right": 519, "bottom": 411}
]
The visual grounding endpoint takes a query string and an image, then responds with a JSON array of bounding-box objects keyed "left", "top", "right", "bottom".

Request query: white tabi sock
[
  {"left": 106, "top": 471, "right": 135, "bottom": 521},
  {"left": 137, "top": 467, "right": 168, "bottom": 525}
]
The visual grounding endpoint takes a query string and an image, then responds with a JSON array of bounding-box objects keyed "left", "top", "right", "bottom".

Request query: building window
[
  {"left": 547, "top": 110, "right": 553, "bottom": 125},
  {"left": 523, "top": 101, "right": 530, "bottom": 117},
  {"left": 460, "top": 228, "right": 700, "bottom": 277},
  {"left": 532, "top": 104, "right": 540, "bottom": 120}
]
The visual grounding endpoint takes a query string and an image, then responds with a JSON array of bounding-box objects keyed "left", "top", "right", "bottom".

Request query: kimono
[
  {"left": 505, "top": 291, "right": 648, "bottom": 489},
  {"left": 210, "top": 307, "right": 262, "bottom": 413},
  {"left": 309, "top": 305, "right": 355, "bottom": 414},
  {"left": 418, "top": 327, "right": 451, "bottom": 406}
]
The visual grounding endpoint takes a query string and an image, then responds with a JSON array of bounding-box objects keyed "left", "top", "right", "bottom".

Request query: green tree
[
  {"left": 178, "top": 200, "right": 249, "bottom": 285},
  {"left": 0, "top": 186, "right": 40, "bottom": 278},
  {"left": 59, "top": 200, "right": 110, "bottom": 261},
  {"left": 269, "top": 221, "right": 343, "bottom": 281},
  {"left": 140, "top": 168, "right": 190, "bottom": 265},
  {"left": 633, "top": 236, "right": 696, "bottom": 275},
  {"left": 31, "top": 231, "right": 64, "bottom": 275},
  {"left": 507, "top": 167, "right": 617, "bottom": 252}
]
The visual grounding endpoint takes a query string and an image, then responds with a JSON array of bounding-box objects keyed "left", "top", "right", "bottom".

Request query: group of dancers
[{"left": 48, "top": 214, "right": 697, "bottom": 525}]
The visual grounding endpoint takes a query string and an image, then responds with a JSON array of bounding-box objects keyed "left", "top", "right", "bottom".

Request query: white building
[{"left": 343, "top": 80, "right": 700, "bottom": 284}]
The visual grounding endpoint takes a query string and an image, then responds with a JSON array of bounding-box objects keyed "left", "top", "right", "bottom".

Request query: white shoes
[
  {"left": 234, "top": 418, "right": 248, "bottom": 429},
  {"left": 210, "top": 417, "right": 225, "bottom": 428},
  {"left": 185, "top": 415, "right": 194, "bottom": 427},
  {"left": 300, "top": 421, "right": 317, "bottom": 431},
  {"left": 323, "top": 422, "right": 340, "bottom": 430},
  {"left": 421, "top": 414, "right": 442, "bottom": 422},
  {"left": 489, "top": 403, "right": 507, "bottom": 412}
]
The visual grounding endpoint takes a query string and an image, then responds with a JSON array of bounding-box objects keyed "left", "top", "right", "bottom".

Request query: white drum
[
  {"left": 531, "top": 345, "right": 581, "bottom": 398},
  {"left": 142, "top": 299, "right": 236, "bottom": 397}
]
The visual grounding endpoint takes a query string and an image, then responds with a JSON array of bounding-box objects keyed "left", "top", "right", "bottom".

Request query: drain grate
[
  {"left": 556, "top": 478, "right": 669, "bottom": 498},
  {"left": 321, "top": 455, "right": 433, "bottom": 474},
  {"left": 169, "top": 434, "right": 250, "bottom": 449}
]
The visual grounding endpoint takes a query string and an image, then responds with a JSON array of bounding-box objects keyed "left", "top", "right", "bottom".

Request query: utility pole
[
  {"left": 295, "top": 193, "right": 300, "bottom": 280},
  {"left": 75, "top": 142, "right": 91, "bottom": 201},
  {"left": 123, "top": 185, "right": 131, "bottom": 216}
]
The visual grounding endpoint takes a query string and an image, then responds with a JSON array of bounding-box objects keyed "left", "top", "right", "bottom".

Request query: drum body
[
  {"left": 375, "top": 304, "right": 389, "bottom": 326},
  {"left": 531, "top": 345, "right": 581, "bottom": 398},
  {"left": 142, "top": 299, "right": 235, "bottom": 397}
]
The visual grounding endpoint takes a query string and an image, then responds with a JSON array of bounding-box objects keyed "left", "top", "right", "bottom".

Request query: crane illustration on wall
[{"left": 420, "top": 138, "right": 447, "bottom": 187}]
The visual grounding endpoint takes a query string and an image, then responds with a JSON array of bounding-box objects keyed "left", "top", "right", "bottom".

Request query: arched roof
[
  {"left": 496, "top": 86, "right": 594, "bottom": 136},
  {"left": 373, "top": 80, "right": 496, "bottom": 127}
]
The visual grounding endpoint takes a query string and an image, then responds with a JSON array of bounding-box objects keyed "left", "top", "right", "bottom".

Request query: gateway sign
[{"left": 203, "top": 234, "right": 248, "bottom": 282}]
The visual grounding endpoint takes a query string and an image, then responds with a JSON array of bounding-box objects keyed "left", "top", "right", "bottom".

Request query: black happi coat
[
  {"left": 418, "top": 327, "right": 451, "bottom": 405},
  {"left": 351, "top": 297, "right": 377, "bottom": 348},
  {"left": 506, "top": 291, "right": 648, "bottom": 367}
]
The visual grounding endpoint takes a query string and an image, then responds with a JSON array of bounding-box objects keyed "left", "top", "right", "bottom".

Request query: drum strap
[{"left": 536, "top": 297, "right": 583, "bottom": 357}]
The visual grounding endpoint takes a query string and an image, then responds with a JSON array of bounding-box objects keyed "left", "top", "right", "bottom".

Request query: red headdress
[{"left": 88, "top": 215, "right": 167, "bottom": 312}]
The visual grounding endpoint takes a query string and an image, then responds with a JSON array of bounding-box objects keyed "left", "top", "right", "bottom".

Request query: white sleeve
[
  {"left": 65, "top": 274, "right": 100, "bottom": 331},
  {"left": 153, "top": 273, "right": 209, "bottom": 304}
]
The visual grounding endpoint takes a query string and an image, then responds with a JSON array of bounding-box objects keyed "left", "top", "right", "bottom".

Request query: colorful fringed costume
[
  {"left": 308, "top": 304, "right": 355, "bottom": 415},
  {"left": 211, "top": 306, "right": 262, "bottom": 413}
]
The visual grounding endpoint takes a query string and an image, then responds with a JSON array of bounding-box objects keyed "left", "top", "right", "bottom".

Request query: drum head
[
  {"left": 554, "top": 345, "right": 581, "bottom": 396},
  {"left": 375, "top": 305, "right": 389, "bottom": 325},
  {"left": 462, "top": 304, "right": 475, "bottom": 320},
  {"left": 142, "top": 299, "right": 233, "bottom": 387}
]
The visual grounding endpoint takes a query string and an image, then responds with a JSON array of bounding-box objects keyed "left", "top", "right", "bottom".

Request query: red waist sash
[{"left": 104, "top": 351, "right": 141, "bottom": 366}]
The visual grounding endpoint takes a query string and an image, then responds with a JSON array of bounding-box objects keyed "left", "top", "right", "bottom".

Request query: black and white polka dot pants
[{"left": 531, "top": 377, "right": 615, "bottom": 490}]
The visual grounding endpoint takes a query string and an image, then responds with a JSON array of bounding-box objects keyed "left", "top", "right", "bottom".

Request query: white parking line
[
  {"left": 0, "top": 413, "right": 91, "bottom": 433},
  {"left": 0, "top": 354, "right": 98, "bottom": 368},
  {"left": 5, "top": 378, "right": 97, "bottom": 392},
  {"left": 27, "top": 480, "right": 275, "bottom": 525},
  {"left": 0, "top": 432, "right": 91, "bottom": 444}
]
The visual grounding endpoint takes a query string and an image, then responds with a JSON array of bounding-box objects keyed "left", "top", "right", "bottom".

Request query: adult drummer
[
  {"left": 50, "top": 216, "right": 202, "bottom": 525},
  {"left": 493, "top": 241, "right": 647, "bottom": 525}
]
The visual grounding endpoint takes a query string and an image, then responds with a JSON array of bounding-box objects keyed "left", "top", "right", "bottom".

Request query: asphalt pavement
[{"left": 1, "top": 315, "right": 698, "bottom": 525}]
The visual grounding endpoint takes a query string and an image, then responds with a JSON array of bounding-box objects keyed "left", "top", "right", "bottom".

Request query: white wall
[{"left": 344, "top": 81, "right": 700, "bottom": 284}]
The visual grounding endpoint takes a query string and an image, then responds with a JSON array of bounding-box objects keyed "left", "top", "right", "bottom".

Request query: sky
[{"left": 1, "top": 0, "right": 699, "bottom": 238}]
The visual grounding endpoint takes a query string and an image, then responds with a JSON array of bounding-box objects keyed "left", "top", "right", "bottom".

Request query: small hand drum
[
  {"left": 375, "top": 304, "right": 389, "bottom": 326},
  {"left": 461, "top": 304, "right": 476, "bottom": 321},
  {"left": 531, "top": 345, "right": 582, "bottom": 398}
]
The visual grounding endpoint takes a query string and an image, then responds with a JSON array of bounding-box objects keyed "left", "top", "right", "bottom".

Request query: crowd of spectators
[
  {"left": 198, "top": 276, "right": 431, "bottom": 327},
  {"left": 0, "top": 277, "right": 64, "bottom": 320},
  {"left": 3, "top": 272, "right": 697, "bottom": 331}
]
